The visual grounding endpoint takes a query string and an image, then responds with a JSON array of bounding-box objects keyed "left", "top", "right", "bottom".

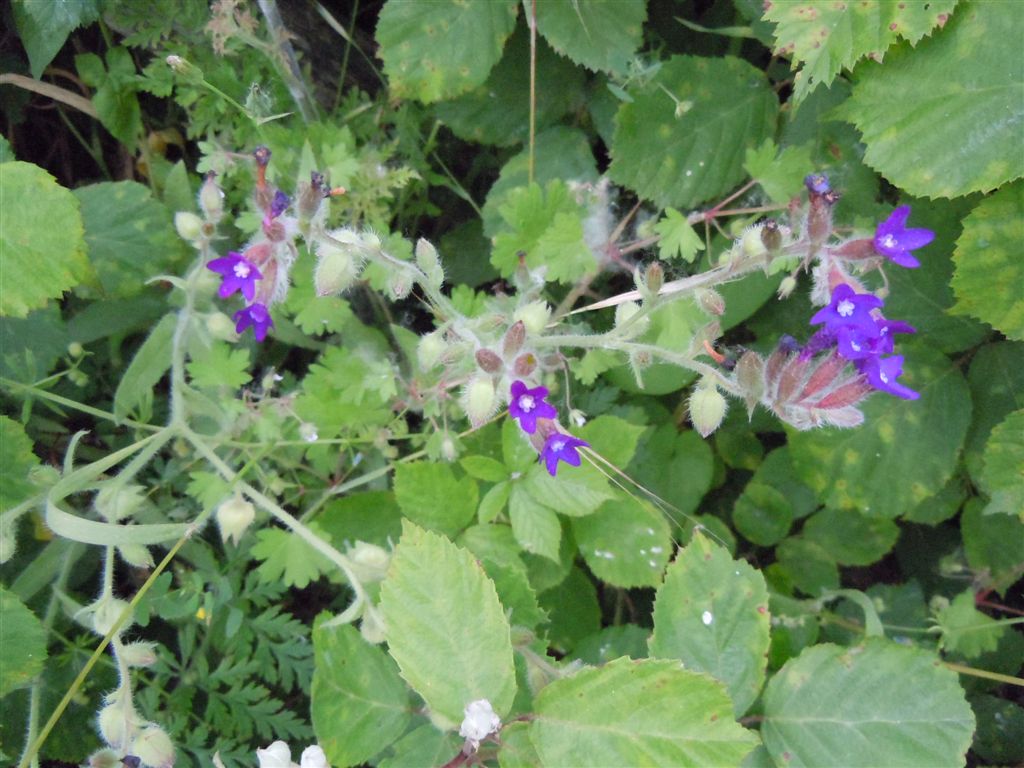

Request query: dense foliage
[{"left": 1, "top": 1, "right": 1022, "bottom": 767}]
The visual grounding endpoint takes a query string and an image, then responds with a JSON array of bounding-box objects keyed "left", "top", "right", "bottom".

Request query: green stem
[{"left": 0, "top": 378, "right": 162, "bottom": 432}]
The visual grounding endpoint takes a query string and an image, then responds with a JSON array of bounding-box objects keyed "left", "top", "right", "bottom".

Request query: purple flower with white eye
[
  {"left": 857, "top": 354, "right": 919, "bottom": 400},
  {"left": 207, "top": 252, "right": 263, "bottom": 301},
  {"left": 873, "top": 206, "right": 934, "bottom": 268},
  {"left": 508, "top": 380, "right": 558, "bottom": 434},
  {"left": 233, "top": 302, "right": 274, "bottom": 342},
  {"left": 540, "top": 432, "right": 589, "bottom": 476},
  {"left": 810, "top": 284, "right": 883, "bottom": 338},
  {"left": 871, "top": 317, "right": 916, "bottom": 356}
]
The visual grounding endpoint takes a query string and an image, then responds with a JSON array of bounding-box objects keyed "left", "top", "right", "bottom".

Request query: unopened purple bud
[
  {"left": 253, "top": 146, "right": 271, "bottom": 167},
  {"left": 804, "top": 173, "right": 831, "bottom": 195},
  {"left": 513, "top": 353, "right": 537, "bottom": 377},
  {"left": 475, "top": 348, "right": 503, "bottom": 373},
  {"left": 269, "top": 190, "right": 290, "bottom": 219}
]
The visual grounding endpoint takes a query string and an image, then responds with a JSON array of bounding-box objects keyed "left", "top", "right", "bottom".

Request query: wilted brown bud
[
  {"left": 760, "top": 219, "right": 782, "bottom": 252},
  {"left": 735, "top": 351, "right": 765, "bottom": 418},
  {"left": 503, "top": 320, "right": 526, "bottom": 358},
  {"left": 696, "top": 288, "right": 725, "bottom": 316},
  {"left": 513, "top": 353, "right": 537, "bottom": 377},
  {"left": 475, "top": 348, "right": 503, "bottom": 373},
  {"left": 645, "top": 262, "right": 664, "bottom": 294}
]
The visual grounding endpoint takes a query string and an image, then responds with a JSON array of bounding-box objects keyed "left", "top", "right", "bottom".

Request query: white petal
[
  {"left": 299, "top": 745, "right": 328, "bottom": 768},
  {"left": 256, "top": 741, "right": 292, "bottom": 768}
]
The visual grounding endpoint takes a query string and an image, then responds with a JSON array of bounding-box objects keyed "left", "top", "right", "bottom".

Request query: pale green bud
[
  {"left": 315, "top": 239, "right": 360, "bottom": 296},
  {"left": 92, "top": 597, "right": 134, "bottom": 637},
  {"left": 205, "top": 311, "right": 237, "bottom": 341},
  {"left": 130, "top": 724, "right": 175, "bottom": 768},
  {"left": 68, "top": 341, "right": 85, "bottom": 358},
  {"left": 696, "top": 288, "right": 726, "bottom": 316},
  {"left": 689, "top": 384, "right": 728, "bottom": 438},
  {"left": 119, "top": 641, "right": 159, "bottom": 668},
  {"left": 87, "top": 748, "right": 123, "bottom": 768},
  {"left": 94, "top": 484, "right": 146, "bottom": 522},
  {"left": 360, "top": 608, "right": 387, "bottom": 645},
  {"left": 118, "top": 543, "right": 154, "bottom": 569},
  {"left": 777, "top": 275, "right": 798, "bottom": 299},
  {"left": 462, "top": 376, "right": 497, "bottom": 427},
  {"left": 174, "top": 211, "right": 203, "bottom": 242},
  {"left": 614, "top": 301, "right": 649, "bottom": 337},
  {"left": 216, "top": 495, "right": 255, "bottom": 547},
  {"left": 97, "top": 702, "right": 138, "bottom": 751},
  {"left": 740, "top": 225, "right": 768, "bottom": 259},
  {"left": 513, "top": 302, "right": 550, "bottom": 335},
  {"left": 415, "top": 238, "right": 444, "bottom": 288},
  {"left": 347, "top": 541, "right": 391, "bottom": 584},
  {"left": 198, "top": 173, "right": 224, "bottom": 224},
  {"left": 387, "top": 272, "right": 412, "bottom": 300},
  {"left": 417, "top": 331, "right": 447, "bottom": 370}
]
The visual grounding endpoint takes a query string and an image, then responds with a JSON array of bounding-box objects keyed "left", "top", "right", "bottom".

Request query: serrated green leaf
[
  {"left": 573, "top": 497, "right": 672, "bottom": 588},
  {"left": 630, "top": 426, "right": 714, "bottom": 519},
  {"left": 802, "top": 508, "right": 899, "bottom": 566},
  {"left": 521, "top": 460, "right": 616, "bottom": 519},
  {"left": 654, "top": 208, "right": 705, "bottom": 263},
  {"left": 294, "top": 345, "right": 394, "bottom": 436},
  {"left": 833, "top": 3, "right": 1023, "bottom": 198},
  {"left": 508, "top": 484, "right": 561, "bottom": 562},
  {"left": 763, "top": 639, "right": 975, "bottom": 767},
  {"left": 572, "top": 348, "right": 621, "bottom": 386},
  {"left": 0, "top": 415, "right": 39, "bottom": 512},
  {"left": 12, "top": 0, "right": 101, "bottom": 79},
  {"left": 934, "top": 589, "right": 1004, "bottom": 659},
  {"left": 961, "top": 497, "right": 1024, "bottom": 596},
  {"left": 964, "top": 342, "right": 1024, "bottom": 483},
  {"left": 573, "top": 624, "right": 649, "bottom": 665},
  {"left": 775, "top": 537, "right": 839, "bottom": 596},
  {"left": 787, "top": 343, "right": 970, "bottom": 518},
  {"left": 535, "top": 0, "right": 646, "bottom": 75},
  {"left": 311, "top": 622, "right": 410, "bottom": 767},
  {"left": 609, "top": 56, "right": 778, "bottom": 209},
  {"left": 80, "top": 47, "right": 142, "bottom": 149},
  {"left": 650, "top": 532, "right": 770, "bottom": 716},
  {"left": 480, "top": 559, "right": 545, "bottom": 631},
  {"left": 187, "top": 342, "right": 251, "bottom": 390},
  {"left": 251, "top": 525, "right": 334, "bottom": 589},
  {"left": 376, "top": 0, "right": 518, "bottom": 104},
  {"left": 393, "top": 462, "right": 478, "bottom": 537},
  {"left": 0, "top": 586, "right": 48, "bottom": 696},
  {"left": 950, "top": 183, "right": 1023, "bottom": 340},
  {"left": 532, "top": 657, "right": 758, "bottom": 767},
  {"left": 380, "top": 522, "right": 516, "bottom": 726},
  {"left": 0, "top": 162, "right": 90, "bottom": 317},
  {"left": 744, "top": 139, "right": 815, "bottom": 204},
  {"left": 113, "top": 312, "right": 176, "bottom": 421},
  {"left": 764, "top": 0, "right": 958, "bottom": 107},
  {"left": 978, "top": 409, "right": 1024, "bottom": 518}
]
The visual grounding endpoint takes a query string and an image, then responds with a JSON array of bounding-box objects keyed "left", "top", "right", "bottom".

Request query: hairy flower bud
[
  {"left": 462, "top": 376, "right": 497, "bottom": 427},
  {"left": 777, "top": 275, "right": 798, "bottom": 299},
  {"left": 388, "top": 272, "right": 412, "bottom": 301},
  {"left": 98, "top": 703, "right": 138, "bottom": 751},
  {"left": 514, "top": 302, "right": 550, "bottom": 334},
  {"left": 735, "top": 351, "right": 765, "bottom": 419},
  {"left": 119, "top": 641, "right": 159, "bottom": 668},
  {"left": 475, "top": 348, "right": 503, "bottom": 374},
  {"left": 644, "top": 262, "right": 664, "bottom": 295},
  {"left": 216, "top": 495, "right": 255, "bottom": 547},
  {"left": 689, "top": 384, "right": 728, "bottom": 437},
  {"left": 198, "top": 172, "right": 224, "bottom": 224},
  {"left": 760, "top": 219, "right": 783, "bottom": 252},
  {"left": 696, "top": 289, "right": 726, "bottom": 316},
  {"left": 174, "top": 212, "right": 203, "bottom": 243},
  {"left": 503, "top": 320, "right": 526, "bottom": 358},
  {"left": 513, "top": 352, "right": 537, "bottom": 377},
  {"left": 92, "top": 597, "right": 134, "bottom": 638},
  {"left": 417, "top": 331, "right": 447, "bottom": 370},
  {"left": 740, "top": 225, "right": 768, "bottom": 259},
  {"left": 130, "top": 724, "right": 175, "bottom": 768},
  {"left": 415, "top": 238, "right": 444, "bottom": 289},
  {"left": 314, "top": 245, "right": 358, "bottom": 296},
  {"left": 347, "top": 541, "right": 391, "bottom": 584},
  {"left": 87, "top": 748, "right": 123, "bottom": 768}
]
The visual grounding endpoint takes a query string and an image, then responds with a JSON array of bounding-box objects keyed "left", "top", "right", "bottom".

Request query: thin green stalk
[{"left": 0, "top": 378, "right": 163, "bottom": 432}]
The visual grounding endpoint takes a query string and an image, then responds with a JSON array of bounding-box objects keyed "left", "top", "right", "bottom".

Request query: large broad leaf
[
  {"left": 963, "top": 342, "right": 1024, "bottom": 483},
  {"left": 0, "top": 586, "right": 48, "bottom": 696},
  {"left": 393, "top": 462, "right": 478, "bottom": 537},
  {"left": 74, "top": 181, "right": 187, "bottom": 299},
  {"left": 833, "top": 3, "right": 1024, "bottom": 198},
  {"left": 0, "top": 162, "right": 90, "bottom": 317},
  {"left": 11, "top": 0, "right": 101, "bottom": 79},
  {"left": 763, "top": 0, "right": 958, "bottom": 108},
  {"left": 0, "top": 415, "right": 40, "bottom": 513},
  {"left": 649, "top": 532, "right": 770, "bottom": 716},
  {"left": 572, "top": 496, "right": 672, "bottom": 588},
  {"left": 950, "top": 183, "right": 1024, "bottom": 341},
  {"left": 609, "top": 55, "right": 778, "bottom": 210},
  {"left": 375, "top": 0, "right": 518, "bottom": 104},
  {"left": 311, "top": 622, "right": 410, "bottom": 768},
  {"left": 535, "top": 0, "right": 646, "bottom": 75},
  {"left": 379, "top": 522, "right": 516, "bottom": 727},
  {"left": 801, "top": 508, "right": 899, "bottom": 566},
  {"left": 787, "top": 343, "right": 970, "bottom": 518},
  {"left": 531, "top": 657, "right": 758, "bottom": 767},
  {"left": 977, "top": 409, "right": 1024, "bottom": 519},
  {"left": 762, "top": 639, "right": 975, "bottom": 767}
]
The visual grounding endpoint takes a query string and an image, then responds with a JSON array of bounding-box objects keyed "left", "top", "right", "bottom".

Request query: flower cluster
[{"left": 508, "top": 380, "right": 589, "bottom": 476}]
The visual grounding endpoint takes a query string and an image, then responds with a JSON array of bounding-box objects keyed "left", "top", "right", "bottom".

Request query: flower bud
[
  {"left": 300, "top": 746, "right": 329, "bottom": 768},
  {"left": 68, "top": 341, "right": 85, "bottom": 358},
  {"left": 689, "top": 384, "right": 728, "bottom": 438},
  {"left": 118, "top": 543, "right": 154, "bottom": 569},
  {"left": 513, "top": 352, "right": 537, "bottom": 377},
  {"left": 360, "top": 608, "right": 387, "bottom": 645},
  {"left": 88, "top": 748, "right": 123, "bottom": 768},
  {"left": 297, "top": 171, "right": 327, "bottom": 222},
  {"left": 93, "top": 597, "right": 134, "bottom": 637},
  {"left": 777, "top": 275, "right": 798, "bottom": 299},
  {"left": 347, "top": 541, "right": 391, "bottom": 583},
  {"left": 174, "top": 212, "right": 203, "bottom": 243},
  {"left": 696, "top": 289, "right": 725, "bottom": 316},
  {"left": 388, "top": 272, "right": 412, "bottom": 301},
  {"left": 513, "top": 302, "right": 550, "bottom": 334},
  {"left": 417, "top": 331, "right": 447, "bottom": 370},
  {"left": 735, "top": 351, "right": 765, "bottom": 418},
  {"left": 502, "top": 320, "right": 526, "bottom": 358},
  {"left": 94, "top": 484, "right": 145, "bottom": 522},
  {"left": 415, "top": 237, "right": 440, "bottom": 273},
  {"left": 256, "top": 741, "right": 291, "bottom": 768},
  {"left": 98, "top": 702, "right": 138, "bottom": 751},
  {"left": 216, "top": 496, "right": 255, "bottom": 546},
  {"left": 315, "top": 245, "right": 359, "bottom": 297},
  {"left": 198, "top": 172, "right": 224, "bottom": 224},
  {"left": 130, "top": 724, "right": 175, "bottom": 768},
  {"left": 760, "top": 219, "right": 783, "bottom": 252},
  {"left": 740, "top": 225, "right": 768, "bottom": 259},
  {"left": 119, "top": 641, "right": 159, "bottom": 668},
  {"left": 205, "top": 312, "right": 238, "bottom": 341},
  {"left": 644, "top": 262, "right": 664, "bottom": 295},
  {"left": 475, "top": 348, "right": 503, "bottom": 374},
  {"left": 166, "top": 55, "right": 203, "bottom": 83},
  {"left": 462, "top": 376, "right": 497, "bottom": 427}
]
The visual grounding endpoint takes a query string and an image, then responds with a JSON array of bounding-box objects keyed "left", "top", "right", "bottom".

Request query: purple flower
[
  {"left": 540, "top": 432, "right": 589, "bottom": 476},
  {"left": 871, "top": 317, "right": 916, "bottom": 356},
  {"left": 269, "top": 190, "right": 291, "bottom": 220},
  {"left": 857, "top": 354, "right": 919, "bottom": 400},
  {"left": 233, "top": 303, "right": 274, "bottom": 342},
  {"left": 805, "top": 173, "right": 831, "bottom": 195},
  {"left": 509, "top": 380, "right": 558, "bottom": 434},
  {"left": 873, "top": 206, "right": 934, "bottom": 268},
  {"left": 207, "top": 252, "right": 263, "bottom": 301},
  {"left": 810, "top": 284, "right": 883, "bottom": 338}
]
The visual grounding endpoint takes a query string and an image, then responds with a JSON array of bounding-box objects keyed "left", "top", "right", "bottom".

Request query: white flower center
[
  {"left": 837, "top": 299, "right": 855, "bottom": 317},
  {"left": 233, "top": 263, "right": 251, "bottom": 278},
  {"left": 550, "top": 439, "right": 566, "bottom": 453},
  {"left": 880, "top": 234, "right": 897, "bottom": 249},
  {"left": 850, "top": 340, "right": 861, "bottom": 352},
  {"left": 880, "top": 372, "right": 890, "bottom": 384},
  {"left": 519, "top": 395, "right": 535, "bottom": 412}
]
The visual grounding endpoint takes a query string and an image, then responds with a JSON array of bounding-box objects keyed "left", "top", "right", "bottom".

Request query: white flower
[
  {"left": 256, "top": 741, "right": 292, "bottom": 768},
  {"left": 459, "top": 699, "right": 501, "bottom": 750},
  {"left": 299, "top": 746, "right": 328, "bottom": 768}
]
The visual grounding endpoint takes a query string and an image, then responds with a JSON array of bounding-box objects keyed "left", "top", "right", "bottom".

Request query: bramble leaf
[
  {"left": 0, "top": 586, "right": 47, "bottom": 696},
  {"left": 393, "top": 462, "right": 478, "bottom": 537},
  {"left": 977, "top": 409, "right": 1024, "bottom": 519},
  {"left": 535, "top": 0, "right": 646, "bottom": 75}
]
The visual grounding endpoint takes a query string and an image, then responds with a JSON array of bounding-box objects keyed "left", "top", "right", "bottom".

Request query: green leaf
[
  {"left": 393, "top": 462, "right": 478, "bottom": 537},
  {"left": 520, "top": 460, "right": 616, "bottom": 519},
  {"left": 251, "top": 525, "right": 334, "bottom": 589},
  {"left": 113, "top": 312, "right": 176, "bottom": 421},
  {"left": 649, "top": 532, "right": 770, "bottom": 716},
  {"left": 535, "top": 0, "right": 646, "bottom": 74},
  {"left": 531, "top": 657, "right": 758, "bottom": 766},
  {"left": 763, "top": 639, "right": 975, "bottom": 767},
  {"left": 970, "top": 694, "right": 1024, "bottom": 765},
  {"left": 376, "top": 0, "right": 518, "bottom": 103},
  {"left": 538, "top": 565, "right": 599, "bottom": 652},
  {"left": 774, "top": 537, "right": 839, "bottom": 596},
  {"left": 311, "top": 622, "right": 410, "bottom": 767},
  {"left": 572, "top": 497, "right": 672, "bottom": 588},
  {"left": 0, "top": 586, "right": 47, "bottom": 696},
  {"left": 962, "top": 497, "right": 1024, "bottom": 596},
  {"left": 934, "top": 589, "right": 1004, "bottom": 659},
  {"left": 479, "top": 559, "right": 545, "bottom": 631},
  {"left": 78, "top": 47, "right": 142, "bottom": 149},
  {"left": 950, "top": 183, "right": 1024, "bottom": 340},
  {"left": 654, "top": 208, "right": 705, "bottom": 263},
  {"left": 379, "top": 521, "right": 516, "bottom": 726},
  {"left": 379, "top": 724, "right": 461, "bottom": 768},
  {"left": 609, "top": 56, "right": 778, "bottom": 209},
  {"left": 630, "top": 426, "right": 714, "bottom": 519},
  {"left": 802, "top": 508, "right": 899, "bottom": 566},
  {"left": 187, "top": 341, "right": 251, "bottom": 390},
  {"left": 317, "top": 491, "right": 403, "bottom": 550},
  {"left": 0, "top": 415, "right": 40, "bottom": 512},
  {"left": 786, "top": 343, "right": 970, "bottom": 518},
  {"left": 578, "top": 414, "right": 645, "bottom": 469},
  {"left": 0, "top": 162, "right": 89, "bottom": 317},
  {"left": 294, "top": 345, "right": 395, "bottom": 436},
  {"left": 508, "top": 484, "right": 562, "bottom": 562},
  {"left": 573, "top": 624, "right": 650, "bottom": 665},
  {"left": 764, "top": 0, "right": 958, "bottom": 107},
  {"left": 964, "top": 342, "right": 1024, "bottom": 483},
  {"left": 434, "top": 26, "right": 583, "bottom": 146},
  {"left": 74, "top": 181, "right": 187, "bottom": 299},
  {"left": 732, "top": 482, "right": 794, "bottom": 547},
  {"left": 491, "top": 180, "right": 594, "bottom": 284},
  {"left": 460, "top": 455, "right": 508, "bottom": 483},
  {"left": 743, "top": 139, "right": 815, "bottom": 204},
  {"left": 12, "top": 0, "right": 101, "bottom": 79},
  {"left": 978, "top": 409, "right": 1024, "bottom": 518},
  {"left": 832, "top": 3, "right": 1023, "bottom": 198}
]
